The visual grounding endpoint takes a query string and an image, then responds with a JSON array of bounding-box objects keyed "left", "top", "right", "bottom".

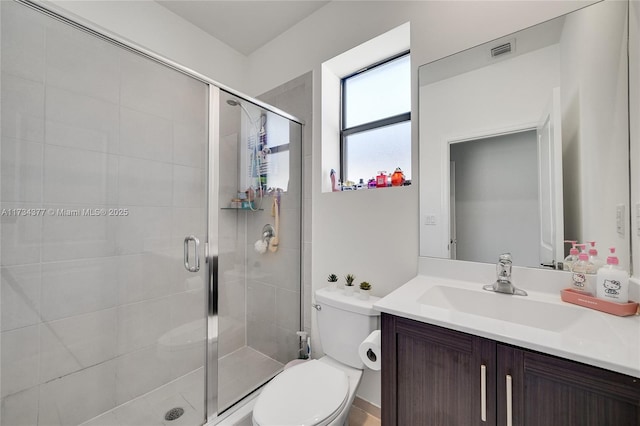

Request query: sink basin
[{"left": 417, "top": 285, "right": 587, "bottom": 332}]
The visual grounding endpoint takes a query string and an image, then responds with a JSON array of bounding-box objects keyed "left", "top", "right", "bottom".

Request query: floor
[{"left": 348, "top": 405, "right": 382, "bottom": 426}]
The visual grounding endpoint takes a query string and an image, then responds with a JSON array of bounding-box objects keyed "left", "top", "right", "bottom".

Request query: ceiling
[{"left": 156, "top": 1, "right": 330, "bottom": 55}]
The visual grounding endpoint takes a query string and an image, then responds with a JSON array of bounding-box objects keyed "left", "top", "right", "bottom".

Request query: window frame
[{"left": 340, "top": 50, "right": 411, "bottom": 184}]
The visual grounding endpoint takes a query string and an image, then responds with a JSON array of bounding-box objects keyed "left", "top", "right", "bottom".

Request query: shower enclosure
[{"left": 0, "top": 1, "right": 303, "bottom": 425}]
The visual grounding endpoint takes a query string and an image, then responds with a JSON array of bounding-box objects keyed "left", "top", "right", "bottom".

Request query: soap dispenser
[
  {"left": 571, "top": 245, "right": 594, "bottom": 294},
  {"left": 587, "top": 241, "right": 604, "bottom": 272},
  {"left": 563, "top": 241, "right": 579, "bottom": 271},
  {"left": 596, "top": 247, "right": 629, "bottom": 303}
]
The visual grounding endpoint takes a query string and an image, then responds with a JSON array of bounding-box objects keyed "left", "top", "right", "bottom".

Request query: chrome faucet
[{"left": 482, "top": 253, "right": 528, "bottom": 296}]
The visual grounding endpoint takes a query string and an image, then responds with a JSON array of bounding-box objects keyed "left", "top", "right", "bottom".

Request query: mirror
[{"left": 419, "top": 1, "right": 631, "bottom": 271}]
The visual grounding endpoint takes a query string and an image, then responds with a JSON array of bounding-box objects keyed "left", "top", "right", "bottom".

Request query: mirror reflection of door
[
  {"left": 449, "top": 129, "right": 540, "bottom": 267},
  {"left": 537, "top": 88, "right": 564, "bottom": 268},
  {"left": 449, "top": 161, "right": 457, "bottom": 259}
]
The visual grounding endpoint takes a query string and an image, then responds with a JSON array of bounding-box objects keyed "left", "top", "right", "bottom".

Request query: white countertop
[{"left": 374, "top": 273, "right": 640, "bottom": 378}]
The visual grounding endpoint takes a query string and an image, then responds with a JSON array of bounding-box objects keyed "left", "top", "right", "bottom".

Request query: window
[{"left": 341, "top": 52, "right": 411, "bottom": 186}]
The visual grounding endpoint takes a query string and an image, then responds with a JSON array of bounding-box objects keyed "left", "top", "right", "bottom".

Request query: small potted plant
[
  {"left": 344, "top": 273, "right": 355, "bottom": 296},
  {"left": 327, "top": 273, "right": 338, "bottom": 291},
  {"left": 359, "top": 281, "right": 372, "bottom": 300}
]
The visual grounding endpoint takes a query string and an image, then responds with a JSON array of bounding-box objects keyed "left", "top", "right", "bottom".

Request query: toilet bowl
[
  {"left": 252, "top": 357, "right": 361, "bottom": 426},
  {"left": 252, "top": 288, "right": 380, "bottom": 426}
]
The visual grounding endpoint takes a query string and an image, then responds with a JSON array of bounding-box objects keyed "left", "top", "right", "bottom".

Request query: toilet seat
[{"left": 252, "top": 359, "right": 349, "bottom": 426}]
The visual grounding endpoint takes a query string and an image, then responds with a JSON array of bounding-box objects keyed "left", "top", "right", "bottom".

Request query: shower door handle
[{"left": 184, "top": 235, "right": 200, "bottom": 272}]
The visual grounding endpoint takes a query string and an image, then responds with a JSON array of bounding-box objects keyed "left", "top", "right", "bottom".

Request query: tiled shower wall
[{"left": 1, "top": 2, "right": 207, "bottom": 425}]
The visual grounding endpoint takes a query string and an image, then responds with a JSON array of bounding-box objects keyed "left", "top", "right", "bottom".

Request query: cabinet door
[
  {"left": 497, "top": 344, "right": 640, "bottom": 426},
  {"left": 382, "top": 314, "right": 496, "bottom": 426}
]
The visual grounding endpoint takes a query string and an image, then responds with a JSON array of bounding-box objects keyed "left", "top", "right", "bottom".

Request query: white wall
[
  {"left": 419, "top": 44, "right": 560, "bottom": 259},
  {"left": 43, "top": 0, "right": 249, "bottom": 92}
]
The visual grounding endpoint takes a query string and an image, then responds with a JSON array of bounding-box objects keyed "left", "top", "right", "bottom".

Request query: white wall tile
[
  {"left": 169, "top": 321, "right": 206, "bottom": 379},
  {"left": 170, "top": 288, "right": 206, "bottom": 328},
  {"left": 118, "top": 156, "right": 172, "bottom": 207},
  {"left": 275, "top": 325, "right": 299, "bottom": 364},
  {"left": 0, "top": 386, "right": 40, "bottom": 426},
  {"left": 41, "top": 206, "right": 117, "bottom": 262},
  {"left": 45, "top": 87, "right": 119, "bottom": 153},
  {"left": 276, "top": 288, "right": 300, "bottom": 331},
  {"left": 1, "top": 73, "right": 45, "bottom": 143},
  {"left": 43, "top": 145, "right": 118, "bottom": 205},
  {"left": 46, "top": 24, "right": 120, "bottom": 104},
  {"left": 1, "top": 265, "right": 41, "bottom": 331},
  {"left": 41, "top": 258, "right": 118, "bottom": 321},
  {"left": 0, "top": 1, "right": 46, "bottom": 82},
  {"left": 218, "top": 316, "right": 246, "bottom": 358},
  {"left": 172, "top": 165, "right": 205, "bottom": 208},
  {"left": 170, "top": 207, "right": 206, "bottom": 247},
  {"left": 119, "top": 107, "right": 172, "bottom": 163},
  {"left": 0, "top": 203, "right": 42, "bottom": 266},
  {"left": 115, "top": 206, "right": 171, "bottom": 255},
  {"left": 117, "top": 253, "right": 173, "bottom": 305},
  {"left": 117, "top": 297, "right": 172, "bottom": 355},
  {"left": 39, "top": 309, "right": 117, "bottom": 384},
  {"left": 171, "top": 73, "right": 208, "bottom": 126},
  {"left": 173, "top": 122, "right": 206, "bottom": 169},
  {"left": 119, "top": 53, "right": 174, "bottom": 120},
  {"left": 1, "top": 326, "right": 40, "bottom": 398},
  {"left": 114, "top": 346, "right": 171, "bottom": 405},
  {"left": 1, "top": 137, "right": 43, "bottom": 203},
  {"left": 247, "top": 317, "right": 277, "bottom": 360},
  {"left": 38, "top": 360, "right": 117, "bottom": 426},
  {"left": 247, "top": 280, "right": 275, "bottom": 325}
]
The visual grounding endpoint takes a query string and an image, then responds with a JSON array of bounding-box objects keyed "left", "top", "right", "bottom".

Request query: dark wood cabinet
[
  {"left": 382, "top": 313, "right": 640, "bottom": 426},
  {"left": 497, "top": 345, "right": 640, "bottom": 426}
]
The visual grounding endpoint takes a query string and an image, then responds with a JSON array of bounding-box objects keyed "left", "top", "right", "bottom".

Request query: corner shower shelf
[{"left": 221, "top": 207, "right": 264, "bottom": 211}]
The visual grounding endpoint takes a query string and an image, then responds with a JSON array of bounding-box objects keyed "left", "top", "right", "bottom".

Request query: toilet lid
[{"left": 253, "top": 360, "right": 349, "bottom": 426}]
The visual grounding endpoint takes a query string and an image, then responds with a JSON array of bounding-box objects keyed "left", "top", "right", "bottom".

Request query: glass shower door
[
  {"left": 1, "top": 2, "right": 208, "bottom": 425},
  {"left": 215, "top": 91, "right": 302, "bottom": 413}
]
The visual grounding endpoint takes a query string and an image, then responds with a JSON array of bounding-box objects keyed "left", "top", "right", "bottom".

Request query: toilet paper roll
[{"left": 358, "top": 330, "right": 382, "bottom": 370}]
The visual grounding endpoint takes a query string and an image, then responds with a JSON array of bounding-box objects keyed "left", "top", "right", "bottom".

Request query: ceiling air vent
[
  {"left": 490, "top": 42, "right": 512, "bottom": 58},
  {"left": 489, "top": 38, "right": 516, "bottom": 58}
]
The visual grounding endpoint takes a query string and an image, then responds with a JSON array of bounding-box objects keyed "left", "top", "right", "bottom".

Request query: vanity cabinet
[{"left": 381, "top": 314, "right": 640, "bottom": 426}]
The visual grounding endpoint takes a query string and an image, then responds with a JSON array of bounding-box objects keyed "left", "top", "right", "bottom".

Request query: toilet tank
[{"left": 315, "top": 288, "right": 380, "bottom": 369}]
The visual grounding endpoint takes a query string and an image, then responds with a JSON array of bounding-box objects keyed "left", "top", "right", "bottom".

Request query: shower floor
[
  {"left": 80, "top": 347, "right": 282, "bottom": 426},
  {"left": 218, "top": 346, "right": 283, "bottom": 412}
]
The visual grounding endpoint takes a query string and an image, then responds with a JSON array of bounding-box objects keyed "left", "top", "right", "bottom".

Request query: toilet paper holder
[{"left": 366, "top": 348, "right": 377, "bottom": 362}]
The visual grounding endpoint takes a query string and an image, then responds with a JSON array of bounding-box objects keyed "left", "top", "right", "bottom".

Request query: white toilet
[{"left": 252, "top": 287, "right": 380, "bottom": 426}]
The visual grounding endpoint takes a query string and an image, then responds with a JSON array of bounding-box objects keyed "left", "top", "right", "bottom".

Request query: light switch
[
  {"left": 424, "top": 215, "right": 437, "bottom": 226},
  {"left": 616, "top": 204, "right": 625, "bottom": 236}
]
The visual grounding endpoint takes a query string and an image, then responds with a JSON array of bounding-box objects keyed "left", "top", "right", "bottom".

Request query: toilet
[{"left": 252, "top": 287, "right": 380, "bottom": 426}]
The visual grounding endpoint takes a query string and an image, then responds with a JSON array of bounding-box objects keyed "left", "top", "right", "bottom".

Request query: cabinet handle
[
  {"left": 506, "top": 374, "right": 513, "bottom": 426},
  {"left": 480, "top": 364, "right": 487, "bottom": 422}
]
